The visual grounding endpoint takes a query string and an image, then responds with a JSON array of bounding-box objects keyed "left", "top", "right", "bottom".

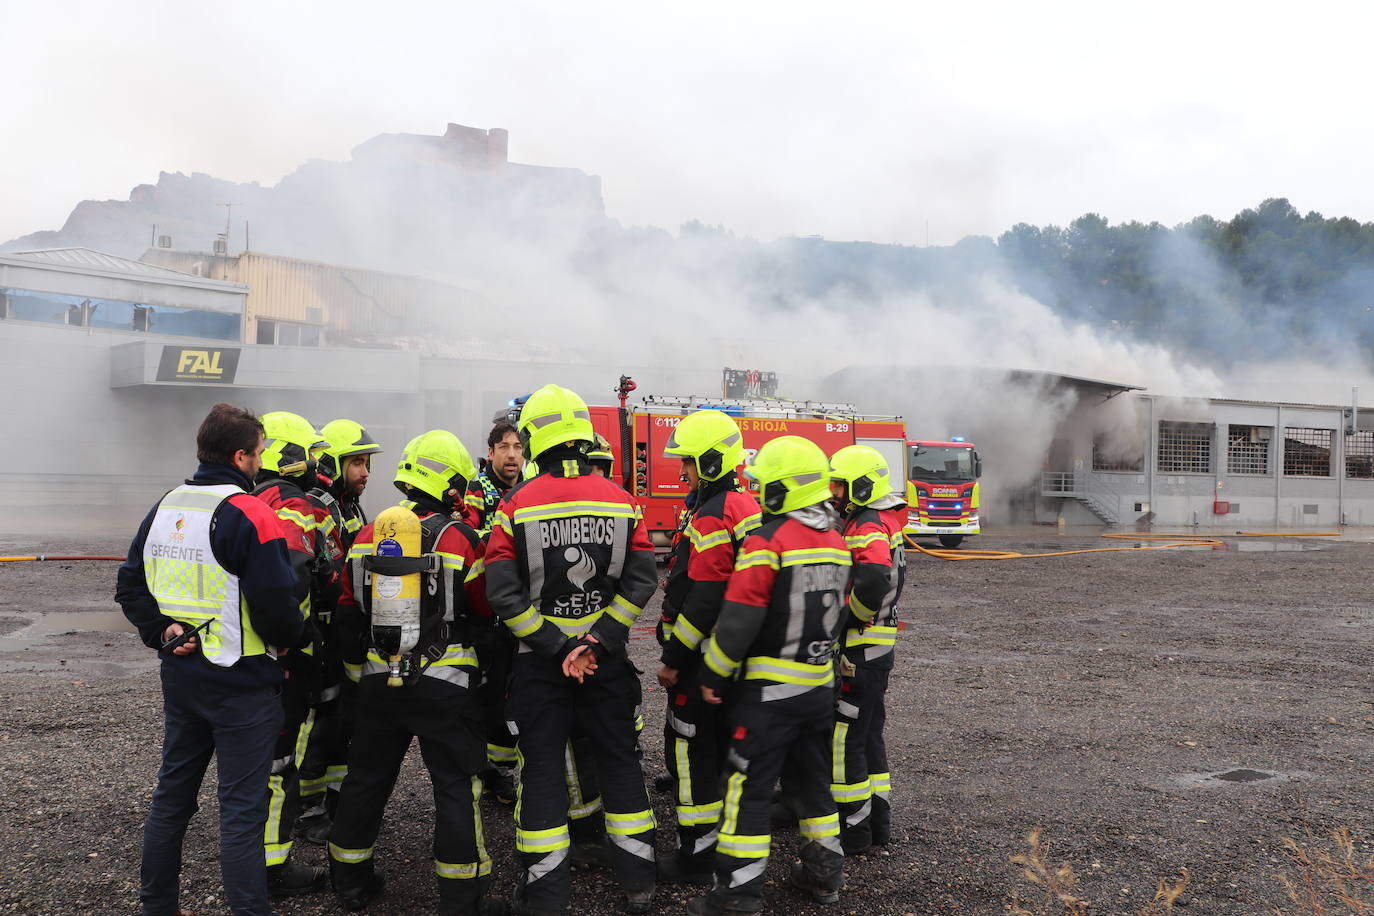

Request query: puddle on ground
[
  {"left": 1158, "top": 541, "right": 1325, "bottom": 552},
  {"left": 1170, "top": 767, "right": 1312, "bottom": 789},
  {"left": 1, "top": 611, "right": 135, "bottom": 650}
]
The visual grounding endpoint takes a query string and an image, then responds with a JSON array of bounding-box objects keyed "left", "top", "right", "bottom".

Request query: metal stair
[{"left": 1076, "top": 495, "right": 1118, "bottom": 526}]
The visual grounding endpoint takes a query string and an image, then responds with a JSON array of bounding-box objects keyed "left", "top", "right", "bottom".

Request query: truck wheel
[{"left": 938, "top": 534, "right": 964, "bottom": 549}]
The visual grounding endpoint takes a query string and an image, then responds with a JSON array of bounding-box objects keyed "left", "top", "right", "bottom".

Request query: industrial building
[{"left": 1034, "top": 391, "right": 1374, "bottom": 529}]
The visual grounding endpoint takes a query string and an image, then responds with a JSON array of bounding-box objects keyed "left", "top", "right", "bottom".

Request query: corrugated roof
[{"left": 0, "top": 248, "right": 247, "bottom": 289}]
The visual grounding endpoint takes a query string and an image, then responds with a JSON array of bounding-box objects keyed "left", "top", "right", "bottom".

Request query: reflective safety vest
[{"left": 143, "top": 483, "right": 272, "bottom": 667}]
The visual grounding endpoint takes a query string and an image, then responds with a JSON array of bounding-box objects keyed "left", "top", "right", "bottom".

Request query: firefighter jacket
[
  {"left": 841, "top": 498, "right": 907, "bottom": 670},
  {"left": 338, "top": 502, "right": 489, "bottom": 689},
  {"left": 485, "top": 448, "right": 658, "bottom": 662},
  {"left": 698, "top": 503, "right": 852, "bottom": 701},
  {"left": 116, "top": 462, "right": 305, "bottom": 690},
  {"left": 659, "top": 473, "right": 762, "bottom": 671},
  {"left": 464, "top": 469, "right": 514, "bottom": 536},
  {"left": 253, "top": 475, "right": 342, "bottom": 623}
]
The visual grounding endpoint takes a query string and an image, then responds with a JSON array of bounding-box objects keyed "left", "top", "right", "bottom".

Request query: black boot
[
  {"left": 267, "top": 860, "right": 329, "bottom": 897},
  {"left": 657, "top": 851, "right": 712, "bottom": 886},
  {"left": 336, "top": 870, "right": 386, "bottom": 911},
  {"left": 788, "top": 841, "right": 844, "bottom": 905}
]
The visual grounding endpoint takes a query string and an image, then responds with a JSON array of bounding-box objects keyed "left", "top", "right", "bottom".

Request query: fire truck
[
  {"left": 904, "top": 438, "right": 982, "bottom": 548},
  {"left": 574, "top": 377, "right": 909, "bottom": 547},
  {"left": 499, "top": 376, "right": 909, "bottom": 546}
]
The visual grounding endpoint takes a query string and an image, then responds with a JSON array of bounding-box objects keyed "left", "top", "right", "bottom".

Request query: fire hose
[{"left": 0, "top": 555, "right": 125, "bottom": 563}]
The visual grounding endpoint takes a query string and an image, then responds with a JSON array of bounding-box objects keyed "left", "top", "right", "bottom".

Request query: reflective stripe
[
  {"left": 689, "top": 525, "right": 732, "bottom": 552},
  {"left": 511, "top": 501, "right": 639, "bottom": 525},
  {"left": 436, "top": 858, "right": 493, "bottom": 879},
  {"left": 516, "top": 824, "right": 570, "bottom": 853},
  {"left": 506, "top": 605, "right": 543, "bottom": 638},
  {"left": 274, "top": 506, "right": 318, "bottom": 532},
  {"left": 671, "top": 615, "right": 706, "bottom": 651},
  {"left": 735, "top": 548, "right": 779, "bottom": 572},
  {"left": 550, "top": 611, "right": 601, "bottom": 637},
  {"left": 717, "top": 833, "right": 771, "bottom": 859},
  {"left": 464, "top": 557, "right": 486, "bottom": 581},
  {"left": 343, "top": 660, "right": 363, "bottom": 683},
  {"left": 845, "top": 624, "right": 897, "bottom": 647},
  {"left": 845, "top": 531, "right": 887, "bottom": 549},
  {"left": 870, "top": 772, "right": 892, "bottom": 799},
  {"left": 487, "top": 743, "right": 518, "bottom": 765},
  {"left": 606, "top": 594, "right": 641, "bottom": 628},
  {"left": 849, "top": 591, "right": 877, "bottom": 624},
  {"left": 799, "top": 813, "right": 840, "bottom": 840},
  {"left": 605, "top": 809, "right": 656, "bottom": 835},
  {"left": 846, "top": 798, "right": 873, "bottom": 827},
  {"left": 702, "top": 636, "right": 738, "bottom": 679},
  {"left": 733, "top": 512, "right": 762, "bottom": 540},
  {"left": 830, "top": 780, "right": 872, "bottom": 803},
  {"left": 832, "top": 721, "right": 849, "bottom": 783},
  {"left": 609, "top": 832, "right": 656, "bottom": 861},
  {"left": 674, "top": 737, "right": 693, "bottom": 803},
  {"left": 436, "top": 550, "right": 469, "bottom": 573},
  {"left": 721, "top": 771, "right": 747, "bottom": 836},
  {"left": 329, "top": 842, "right": 374, "bottom": 864},
  {"left": 743, "top": 656, "right": 834, "bottom": 686},
  {"left": 668, "top": 712, "right": 696, "bottom": 739},
  {"left": 779, "top": 547, "right": 852, "bottom": 567},
  {"left": 676, "top": 800, "right": 722, "bottom": 827}
]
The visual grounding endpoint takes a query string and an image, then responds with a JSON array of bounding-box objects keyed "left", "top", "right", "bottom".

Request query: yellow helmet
[
  {"left": 518, "top": 384, "right": 594, "bottom": 460},
  {"left": 260, "top": 410, "right": 326, "bottom": 477},
  {"left": 318, "top": 419, "right": 383, "bottom": 480},
  {"left": 393, "top": 429, "right": 477, "bottom": 510},
  {"left": 746, "top": 435, "right": 831, "bottom": 514},
  {"left": 829, "top": 444, "right": 894, "bottom": 507},
  {"left": 588, "top": 432, "right": 614, "bottom": 471},
  {"left": 662, "top": 409, "right": 744, "bottom": 482}
]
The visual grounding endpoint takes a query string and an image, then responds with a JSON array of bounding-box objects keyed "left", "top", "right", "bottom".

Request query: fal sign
[{"left": 156, "top": 346, "right": 241, "bottom": 384}]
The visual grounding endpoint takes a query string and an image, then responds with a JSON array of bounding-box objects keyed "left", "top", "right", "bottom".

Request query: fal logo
[{"left": 157, "top": 346, "right": 240, "bottom": 384}]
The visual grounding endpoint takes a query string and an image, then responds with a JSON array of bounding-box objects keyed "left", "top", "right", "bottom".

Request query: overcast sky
[{"left": 5, "top": 0, "right": 1371, "bottom": 247}]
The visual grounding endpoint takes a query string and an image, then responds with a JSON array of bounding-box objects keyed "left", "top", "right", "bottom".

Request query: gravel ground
[{"left": 1, "top": 528, "right": 1372, "bottom": 915}]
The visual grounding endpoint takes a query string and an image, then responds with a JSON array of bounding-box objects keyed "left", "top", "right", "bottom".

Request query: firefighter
[
  {"left": 688, "top": 436, "right": 851, "bottom": 916},
  {"left": 465, "top": 419, "right": 525, "bottom": 802},
  {"left": 251, "top": 410, "right": 336, "bottom": 895},
  {"left": 486, "top": 384, "right": 659, "bottom": 916},
  {"left": 828, "top": 445, "right": 907, "bottom": 853},
  {"left": 465, "top": 419, "right": 525, "bottom": 535},
  {"left": 294, "top": 419, "right": 383, "bottom": 844},
  {"left": 586, "top": 433, "right": 614, "bottom": 478},
  {"left": 654, "top": 409, "right": 760, "bottom": 884},
  {"left": 115, "top": 403, "right": 306, "bottom": 916},
  {"left": 328, "top": 429, "right": 506, "bottom": 915}
]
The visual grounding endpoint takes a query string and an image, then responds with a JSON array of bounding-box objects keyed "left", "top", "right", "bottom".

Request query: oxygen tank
[{"left": 370, "top": 505, "right": 423, "bottom": 687}]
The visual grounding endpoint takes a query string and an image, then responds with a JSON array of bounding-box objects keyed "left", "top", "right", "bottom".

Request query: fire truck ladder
[{"left": 640, "top": 395, "right": 901, "bottom": 422}]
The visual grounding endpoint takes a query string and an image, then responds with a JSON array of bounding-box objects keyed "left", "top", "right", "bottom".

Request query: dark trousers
[
  {"left": 832, "top": 663, "right": 891, "bottom": 851},
  {"left": 664, "top": 665, "right": 728, "bottom": 872},
  {"left": 265, "top": 667, "right": 311, "bottom": 868},
  {"left": 474, "top": 623, "right": 519, "bottom": 768},
  {"left": 329, "top": 676, "right": 490, "bottom": 912},
  {"left": 141, "top": 661, "right": 283, "bottom": 916},
  {"left": 706, "top": 686, "right": 843, "bottom": 913},
  {"left": 508, "top": 652, "right": 655, "bottom": 914},
  {"left": 297, "top": 626, "right": 351, "bottom": 818}
]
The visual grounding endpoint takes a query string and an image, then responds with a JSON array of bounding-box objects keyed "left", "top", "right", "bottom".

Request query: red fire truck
[
  {"left": 904, "top": 438, "right": 982, "bottom": 548},
  {"left": 580, "top": 377, "right": 909, "bottom": 547}
]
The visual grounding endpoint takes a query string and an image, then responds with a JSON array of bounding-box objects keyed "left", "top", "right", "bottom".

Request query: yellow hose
[{"left": 905, "top": 531, "right": 1340, "bottom": 561}]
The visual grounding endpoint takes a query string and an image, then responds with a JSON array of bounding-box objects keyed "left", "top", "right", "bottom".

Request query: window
[
  {"left": 1093, "top": 435, "right": 1144, "bottom": 472},
  {"left": 0, "top": 286, "right": 238, "bottom": 340},
  {"left": 1226, "top": 425, "right": 1271, "bottom": 475},
  {"left": 255, "top": 318, "right": 322, "bottom": 347},
  {"left": 1347, "top": 431, "right": 1374, "bottom": 479},
  {"left": 1157, "top": 421, "right": 1213, "bottom": 473},
  {"left": 1283, "top": 427, "right": 1332, "bottom": 477}
]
